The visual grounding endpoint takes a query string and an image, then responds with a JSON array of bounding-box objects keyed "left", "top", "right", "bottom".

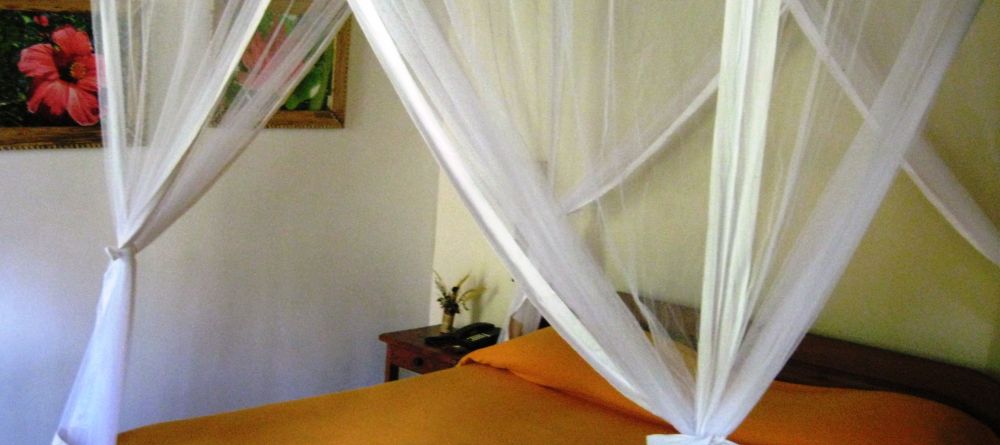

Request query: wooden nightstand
[{"left": 378, "top": 325, "right": 469, "bottom": 382}]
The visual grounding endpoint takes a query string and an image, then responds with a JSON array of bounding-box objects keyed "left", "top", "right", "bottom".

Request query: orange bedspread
[
  {"left": 119, "top": 328, "right": 998, "bottom": 444},
  {"left": 464, "top": 328, "right": 999, "bottom": 445},
  {"left": 119, "top": 363, "right": 668, "bottom": 444}
]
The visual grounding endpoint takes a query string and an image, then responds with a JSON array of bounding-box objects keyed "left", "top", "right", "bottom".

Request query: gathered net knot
[
  {"left": 104, "top": 244, "right": 135, "bottom": 261},
  {"left": 647, "top": 434, "right": 737, "bottom": 445}
]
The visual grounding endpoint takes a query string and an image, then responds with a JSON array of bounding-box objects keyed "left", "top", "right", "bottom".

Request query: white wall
[{"left": 0, "top": 25, "right": 438, "bottom": 444}]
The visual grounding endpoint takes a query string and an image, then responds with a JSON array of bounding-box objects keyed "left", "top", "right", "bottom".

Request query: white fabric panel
[
  {"left": 54, "top": 2, "right": 349, "bottom": 444},
  {"left": 787, "top": 0, "right": 999, "bottom": 267},
  {"left": 540, "top": 0, "right": 999, "bottom": 273},
  {"left": 51, "top": 248, "right": 134, "bottom": 445},
  {"left": 692, "top": 0, "right": 782, "bottom": 439},
  {"left": 560, "top": 69, "right": 720, "bottom": 215},
  {"left": 55, "top": 4, "right": 270, "bottom": 442},
  {"left": 57, "top": 0, "right": 985, "bottom": 443},
  {"left": 509, "top": 0, "right": 997, "bottom": 342},
  {"left": 716, "top": 0, "right": 982, "bottom": 431},
  {"left": 132, "top": 2, "right": 352, "bottom": 248},
  {"left": 354, "top": 1, "right": 980, "bottom": 445},
  {"left": 350, "top": 0, "right": 693, "bottom": 428}
]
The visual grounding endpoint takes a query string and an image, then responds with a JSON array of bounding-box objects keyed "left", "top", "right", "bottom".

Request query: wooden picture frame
[
  {"left": 0, "top": 0, "right": 100, "bottom": 150},
  {"left": 264, "top": 18, "right": 351, "bottom": 129},
  {"left": 0, "top": 1, "right": 351, "bottom": 150},
  {"left": 217, "top": 0, "right": 352, "bottom": 130}
]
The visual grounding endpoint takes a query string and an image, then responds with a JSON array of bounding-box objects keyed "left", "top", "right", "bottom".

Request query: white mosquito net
[
  {"left": 55, "top": 1, "right": 350, "bottom": 444},
  {"left": 352, "top": 0, "right": 989, "bottom": 443},
  {"left": 56, "top": 0, "right": 994, "bottom": 444}
]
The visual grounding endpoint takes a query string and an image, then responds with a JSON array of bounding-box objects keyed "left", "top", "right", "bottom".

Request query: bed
[{"left": 119, "top": 327, "right": 999, "bottom": 445}]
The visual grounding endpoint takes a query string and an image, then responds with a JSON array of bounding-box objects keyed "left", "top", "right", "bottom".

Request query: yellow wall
[
  {"left": 925, "top": 0, "right": 1000, "bottom": 226},
  {"left": 814, "top": 176, "right": 1000, "bottom": 375},
  {"left": 430, "top": 178, "right": 518, "bottom": 327},
  {"left": 429, "top": 2, "right": 1000, "bottom": 378}
]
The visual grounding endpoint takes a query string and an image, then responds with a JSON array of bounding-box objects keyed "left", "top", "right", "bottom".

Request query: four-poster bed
[{"left": 49, "top": 0, "right": 999, "bottom": 444}]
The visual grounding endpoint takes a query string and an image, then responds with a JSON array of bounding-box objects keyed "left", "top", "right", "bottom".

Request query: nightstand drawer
[
  {"left": 379, "top": 325, "right": 469, "bottom": 381},
  {"left": 388, "top": 345, "right": 453, "bottom": 374}
]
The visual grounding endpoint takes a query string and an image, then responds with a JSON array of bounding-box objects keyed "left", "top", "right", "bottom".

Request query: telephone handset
[{"left": 425, "top": 322, "right": 501, "bottom": 351}]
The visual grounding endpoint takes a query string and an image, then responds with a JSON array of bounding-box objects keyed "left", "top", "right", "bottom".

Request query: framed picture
[
  {"left": 0, "top": 1, "right": 351, "bottom": 150},
  {"left": 237, "top": 2, "right": 352, "bottom": 129},
  {"left": 0, "top": 0, "right": 100, "bottom": 149}
]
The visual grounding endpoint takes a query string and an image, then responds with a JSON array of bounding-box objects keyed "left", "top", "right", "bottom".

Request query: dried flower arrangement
[{"left": 434, "top": 271, "right": 485, "bottom": 333}]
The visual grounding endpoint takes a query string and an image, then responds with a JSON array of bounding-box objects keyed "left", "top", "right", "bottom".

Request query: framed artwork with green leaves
[{"left": 231, "top": 1, "right": 351, "bottom": 129}]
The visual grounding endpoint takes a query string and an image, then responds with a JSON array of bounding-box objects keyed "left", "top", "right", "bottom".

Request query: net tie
[{"left": 104, "top": 244, "right": 135, "bottom": 261}]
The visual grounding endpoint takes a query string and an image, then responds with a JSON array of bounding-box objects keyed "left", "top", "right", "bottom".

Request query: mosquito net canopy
[{"left": 56, "top": 0, "right": 995, "bottom": 444}]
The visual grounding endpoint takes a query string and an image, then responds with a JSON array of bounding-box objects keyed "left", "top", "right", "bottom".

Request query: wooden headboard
[
  {"left": 536, "top": 294, "right": 1000, "bottom": 435},
  {"left": 781, "top": 332, "right": 1000, "bottom": 436}
]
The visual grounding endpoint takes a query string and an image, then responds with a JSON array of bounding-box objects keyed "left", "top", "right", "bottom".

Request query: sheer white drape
[
  {"left": 786, "top": 0, "right": 1000, "bottom": 268},
  {"left": 505, "top": 0, "right": 998, "bottom": 340},
  {"left": 352, "top": 0, "right": 981, "bottom": 444},
  {"left": 505, "top": 0, "right": 999, "bottom": 339},
  {"left": 54, "top": 1, "right": 349, "bottom": 444},
  {"left": 57, "top": 0, "right": 987, "bottom": 443}
]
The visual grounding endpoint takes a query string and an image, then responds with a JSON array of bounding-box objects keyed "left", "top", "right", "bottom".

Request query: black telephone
[{"left": 425, "top": 322, "right": 501, "bottom": 351}]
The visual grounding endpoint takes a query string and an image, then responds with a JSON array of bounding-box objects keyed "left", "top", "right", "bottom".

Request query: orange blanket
[
  {"left": 118, "top": 364, "right": 669, "bottom": 444},
  {"left": 119, "top": 328, "right": 998, "bottom": 444},
  {"left": 463, "top": 328, "right": 1000, "bottom": 445}
]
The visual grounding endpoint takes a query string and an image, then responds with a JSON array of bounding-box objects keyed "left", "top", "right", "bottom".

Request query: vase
[{"left": 440, "top": 312, "right": 455, "bottom": 333}]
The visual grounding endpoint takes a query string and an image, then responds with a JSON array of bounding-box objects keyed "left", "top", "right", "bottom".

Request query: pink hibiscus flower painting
[{"left": 17, "top": 25, "right": 99, "bottom": 126}]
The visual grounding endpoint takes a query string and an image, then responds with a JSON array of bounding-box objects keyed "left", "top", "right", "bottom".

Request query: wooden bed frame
[
  {"left": 781, "top": 332, "right": 1000, "bottom": 436},
  {"left": 539, "top": 295, "right": 1000, "bottom": 435}
]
